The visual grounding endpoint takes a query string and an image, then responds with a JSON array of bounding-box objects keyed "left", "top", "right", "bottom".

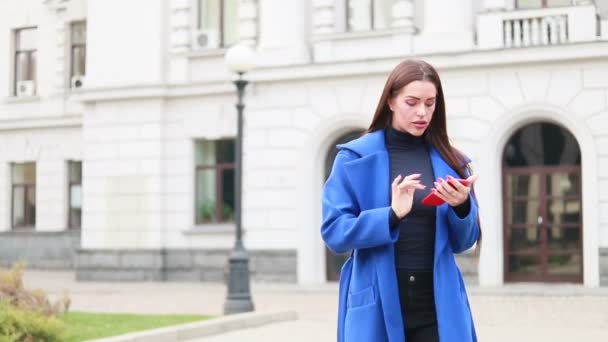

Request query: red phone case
[{"left": 421, "top": 178, "right": 470, "bottom": 206}]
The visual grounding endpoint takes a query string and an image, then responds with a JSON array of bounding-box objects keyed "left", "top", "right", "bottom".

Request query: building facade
[{"left": 1, "top": 0, "right": 608, "bottom": 287}]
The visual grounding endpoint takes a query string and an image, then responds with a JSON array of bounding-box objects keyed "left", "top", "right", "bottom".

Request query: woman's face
[{"left": 388, "top": 80, "right": 437, "bottom": 136}]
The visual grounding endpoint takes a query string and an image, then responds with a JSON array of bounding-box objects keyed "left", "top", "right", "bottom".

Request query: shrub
[
  {"left": 0, "top": 263, "right": 70, "bottom": 341},
  {"left": 0, "top": 300, "right": 66, "bottom": 342},
  {"left": 0, "top": 263, "right": 70, "bottom": 316}
]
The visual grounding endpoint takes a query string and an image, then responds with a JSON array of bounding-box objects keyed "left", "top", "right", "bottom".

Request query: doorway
[{"left": 502, "top": 122, "right": 583, "bottom": 283}]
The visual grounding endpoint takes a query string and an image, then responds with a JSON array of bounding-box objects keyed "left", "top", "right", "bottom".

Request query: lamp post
[{"left": 223, "top": 44, "right": 255, "bottom": 314}]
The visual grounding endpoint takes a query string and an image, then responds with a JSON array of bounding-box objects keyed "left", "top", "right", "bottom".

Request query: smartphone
[{"left": 421, "top": 178, "right": 471, "bottom": 206}]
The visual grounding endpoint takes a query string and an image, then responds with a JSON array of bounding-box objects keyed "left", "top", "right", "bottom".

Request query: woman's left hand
[{"left": 432, "top": 174, "right": 478, "bottom": 207}]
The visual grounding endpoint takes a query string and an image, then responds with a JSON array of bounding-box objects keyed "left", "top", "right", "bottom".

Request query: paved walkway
[{"left": 22, "top": 271, "right": 608, "bottom": 341}]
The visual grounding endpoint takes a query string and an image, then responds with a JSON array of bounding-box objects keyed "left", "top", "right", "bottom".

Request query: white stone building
[{"left": 1, "top": 0, "right": 608, "bottom": 287}]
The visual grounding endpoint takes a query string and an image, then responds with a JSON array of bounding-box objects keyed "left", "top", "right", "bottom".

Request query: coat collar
[
  {"left": 337, "top": 130, "right": 385, "bottom": 157},
  {"left": 338, "top": 129, "right": 471, "bottom": 166}
]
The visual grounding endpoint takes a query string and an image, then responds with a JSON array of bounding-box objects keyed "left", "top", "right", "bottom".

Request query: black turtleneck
[{"left": 386, "top": 127, "right": 437, "bottom": 270}]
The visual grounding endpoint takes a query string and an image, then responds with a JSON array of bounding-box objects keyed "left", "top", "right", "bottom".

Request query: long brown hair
[{"left": 369, "top": 59, "right": 482, "bottom": 249}]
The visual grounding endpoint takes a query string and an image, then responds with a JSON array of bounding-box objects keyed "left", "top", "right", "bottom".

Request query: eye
[
  {"left": 406, "top": 100, "right": 417, "bottom": 106},
  {"left": 425, "top": 102, "right": 435, "bottom": 107}
]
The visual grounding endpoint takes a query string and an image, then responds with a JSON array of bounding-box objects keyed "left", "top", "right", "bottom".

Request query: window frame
[
  {"left": 69, "top": 20, "right": 87, "bottom": 83},
  {"left": 515, "top": 0, "right": 573, "bottom": 8},
  {"left": 11, "top": 162, "right": 36, "bottom": 230},
  {"left": 13, "top": 27, "right": 37, "bottom": 96},
  {"left": 195, "top": 0, "right": 239, "bottom": 48},
  {"left": 194, "top": 139, "right": 236, "bottom": 225},
  {"left": 67, "top": 160, "right": 82, "bottom": 230},
  {"left": 344, "top": 0, "right": 396, "bottom": 32}
]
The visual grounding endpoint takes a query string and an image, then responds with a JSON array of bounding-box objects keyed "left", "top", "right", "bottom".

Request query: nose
[{"left": 416, "top": 103, "right": 426, "bottom": 116}]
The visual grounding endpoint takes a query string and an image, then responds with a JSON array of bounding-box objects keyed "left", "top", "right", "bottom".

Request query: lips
[{"left": 413, "top": 121, "right": 428, "bottom": 128}]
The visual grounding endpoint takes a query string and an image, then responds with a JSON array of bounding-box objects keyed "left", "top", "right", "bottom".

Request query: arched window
[{"left": 502, "top": 122, "right": 582, "bottom": 283}]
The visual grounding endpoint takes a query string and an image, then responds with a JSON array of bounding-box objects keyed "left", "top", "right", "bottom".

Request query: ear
[{"left": 387, "top": 98, "right": 394, "bottom": 112}]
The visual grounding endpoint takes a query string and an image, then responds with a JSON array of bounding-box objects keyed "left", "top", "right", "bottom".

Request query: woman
[{"left": 321, "top": 59, "right": 480, "bottom": 342}]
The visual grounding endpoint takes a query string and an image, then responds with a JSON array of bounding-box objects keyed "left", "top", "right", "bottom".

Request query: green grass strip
[{"left": 62, "top": 312, "right": 211, "bottom": 342}]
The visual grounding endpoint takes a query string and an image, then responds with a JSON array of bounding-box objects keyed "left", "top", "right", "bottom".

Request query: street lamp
[{"left": 223, "top": 44, "right": 255, "bottom": 315}]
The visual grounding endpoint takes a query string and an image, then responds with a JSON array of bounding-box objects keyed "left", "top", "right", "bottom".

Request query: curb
[
  {"left": 468, "top": 285, "right": 608, "bottom": 297},
  {"left": 89, "top": 310, "right": 298, "bottom": 342}
]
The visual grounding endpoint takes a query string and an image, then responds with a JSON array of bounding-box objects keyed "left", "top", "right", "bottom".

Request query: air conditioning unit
[
  {"left": 71, "top": 75, "right": 85, "bottom": 89},
  {"left": 192, "top": 29, "right": 220, "bottom": 50},
  {"left": 16, "top": 80, "right": 35, "bottom": 97}
]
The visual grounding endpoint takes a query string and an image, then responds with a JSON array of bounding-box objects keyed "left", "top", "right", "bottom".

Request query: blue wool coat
[{"left": 321, "top": 130, "right": 480, "bottom": 342}]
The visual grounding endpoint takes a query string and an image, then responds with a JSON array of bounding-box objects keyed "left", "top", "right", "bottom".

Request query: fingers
[
  {"left": 414, "top": 184, "right": 426, "bottom": 191},
  {"left": 402, "top": 173, "right": 421, "bottom": 181},
  {"left": 431, "top": 188, "right": 447, "bottom": 202},
  {"left": 394, "top": 173, "right": 475, "bottom": 206},
  {"left": 392, "top": 174, "right": 403, "bottom": 188},
  {"left": 397, "top": 180, "right": 426, "bottom": 191},
  {"left": 436, "top": 176, "right": 468, "bottom": 205},
  {"left": 395, "top": 173, "right": 424, "bottom": 191},
  {"left": 436, "top": 178, "right": 458, "bottom": 196},
  {"left": 445, "top": 175, "right": 467, "bottom": 192},
  {"left": 466, "top": 174, "right": 479, "bottom": 184}
]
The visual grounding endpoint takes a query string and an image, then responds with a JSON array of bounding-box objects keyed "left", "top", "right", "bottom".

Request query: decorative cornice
[
  {"left": 43, "top": 0, "right": 70, "bottom": 11},
  {"left": 77, "top": 41, "right": 608, "bottom": 102},
  {"left": 0, "top": 114, "right": 82, "bottom": 131},
  {"left": 75, "top": 82, "right": 235, "bottom": 103},
  {"left": 251, "top": 41, "right": 608, "bottom": 82}
]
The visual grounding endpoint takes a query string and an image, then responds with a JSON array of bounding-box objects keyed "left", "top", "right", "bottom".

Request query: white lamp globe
[{"left": 225, "top": 44, "right": 256, "bottom": 74}]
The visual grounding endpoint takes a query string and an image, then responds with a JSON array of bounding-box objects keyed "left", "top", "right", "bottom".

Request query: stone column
[
  {"left": 312, "top": 0, "right": 335, "bottom": 35},
  {"left": 482, "top": 0, "right": 507, "bottom": 11},
  {"left": 256, "top": 0, "right": 310, "bottom": 65},
  {"left": 86, "top": 0, "right": 165, "bottom": 87},
  {"left": 415, "top": 0, "right": 474, "bottom": 53},
  {"left": 77, "top": 0, "right": 167, "bottom": 281},
  {"left": 169, "top": 0, "right": 191, "bottom": 53},
  {"left": 36, "top": 160, "right": 69, "bottom": 232},
  {"left": 239, "top": 0, "right": 258, "bottom": 46},
  {"left": 391, "top": 0, "right": 415, "bottom": 32},
  {"left": 43, "top": 0, "right": 69, "bottom": 95},
  {"left": 422, "top": 0, "right": 472, "bottom": 34}
]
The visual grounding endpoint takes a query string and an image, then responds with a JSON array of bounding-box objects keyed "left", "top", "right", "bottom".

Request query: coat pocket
[
  {"left": 344, "top": 285, "right": 386, "bottom": 341},
  {"left": 347, "top": 285, "right": 375, "bottom": 309}
]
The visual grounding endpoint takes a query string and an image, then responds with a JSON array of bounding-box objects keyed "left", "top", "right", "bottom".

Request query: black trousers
[{"left": 397, "top": 270, "right": 439, "bottom": 342}]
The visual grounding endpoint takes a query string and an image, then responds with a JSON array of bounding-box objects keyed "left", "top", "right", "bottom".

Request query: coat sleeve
[
  {"left": 321, "top": 149, "right": 399, "bottom": 254},
  {"left": 447, "top": 166, "right": 480, "bottom": 254},
  {"left": 447, "top": 199, "right": 480, "bottom": 253}
]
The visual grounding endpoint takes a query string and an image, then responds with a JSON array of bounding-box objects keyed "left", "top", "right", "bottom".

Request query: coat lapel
[
  {"left": 344, "top": 152, "right": 390, "bottom": 210},
  {"left": 430, "top": 148, "right": 460, "bottom": 264},
  {"left": 339, "top": 130, "right": 390, "bottom": 211},
  {"left": 340, "top": 131, "right": 405, "bottom": 341}
]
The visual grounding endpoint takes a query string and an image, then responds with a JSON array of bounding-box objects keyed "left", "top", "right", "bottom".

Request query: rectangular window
[
  {"left": 13, "top": 27, "right": 37, "bottom": 96},
  {"left": 12, "top": 162, "right": 36, "bottom": 229},
  {"left": 68, "top": 161, "right": 82, "bottom": 229},
  {"left": 346, "top": 0, "right": 393, "bottom": 32},
  {"left": 195, "top": 0, "right": 239, "bottom": 48},
  {"left": 516, "top": 0, "right": 572, "bottom": 9},
  {"left": 70, "top": 21, "right": 86, "bottom": 88},
  {"left": 195, "top": 139, "right": 235, "bottom": 224}
]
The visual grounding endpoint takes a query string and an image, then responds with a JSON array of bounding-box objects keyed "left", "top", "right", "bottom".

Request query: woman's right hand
[{"left": 391, "top": 173, "right": 426, "bottom": 219}]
